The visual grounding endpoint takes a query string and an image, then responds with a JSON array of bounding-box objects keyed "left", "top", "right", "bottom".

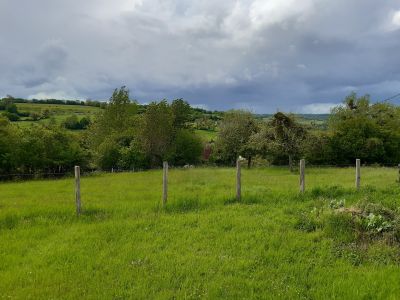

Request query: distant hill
[{"left": 2, "top": 97, "right": 329, "bottom": 132}]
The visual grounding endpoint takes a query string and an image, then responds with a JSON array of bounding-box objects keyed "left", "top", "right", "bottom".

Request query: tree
[
  {"left": 138, "top": 101, "right": 175, "bottom": 166},
  {"left": 16, "top": 124, "right": 88, "bottom": 174},
  {"left": 88, "top": 87, "right": 139, "bottom": 170},
  {"left": 214, "top": 110, "right": 258, "bottom": 167},
  {"left": 303, "top": 131, "right": 333, "bottom": 165},
  {"left": 63, "top": 116, "right": 91, "bottom": 130},
  {"left": 63, "top": 115, "right": 80, "bottom": 129},
  {"left": 101, "top": 86, "right": 137, "bottom": 129},
  {"left": 117, "top": 139, "right": 149, "bottom": 170},
  {"left": 173, "top": 129, "right": 203, "bottom": 165},
  {"left": 89, "top": 86, "right": 138, "bottom": 145},
  {"left": 171, "top": 99, "right": 191, "bottom": 129},
  {"left": 96, "top": 137, "right": 121, "bottom": 170},
  {"left": 328, "top": 93, "right": 400, "bottom": 164},
  {"left": 0, "top": 117, "right": 20, "bottom": 173},
  {"left": 268, "top": 112, "right": 307, "bottom": 171}
]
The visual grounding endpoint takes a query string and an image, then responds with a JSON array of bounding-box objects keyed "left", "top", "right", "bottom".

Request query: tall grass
[{"left": 1, "top": 167, "right": 400, "bottom": 299}]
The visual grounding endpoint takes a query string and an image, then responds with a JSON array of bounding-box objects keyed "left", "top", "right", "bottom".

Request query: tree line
[
  {"left": 1, "top": 88, "right": 400, "bottom": 178},
  {"left": 1, "top": 95, "right": 107, "bottom": 108},
  {"left": 213, "top": 92, "right": 400, "bottom": 169}
]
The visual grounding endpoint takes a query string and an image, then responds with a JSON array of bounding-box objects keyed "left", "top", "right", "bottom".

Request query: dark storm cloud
[
  {"left": 1, "top": 0, "right": 400, "bottom": 112},
  {"left": 15, "top": 40, "right": 68, "bottom": 88}
]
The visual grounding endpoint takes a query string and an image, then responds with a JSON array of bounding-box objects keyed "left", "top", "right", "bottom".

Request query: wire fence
[
  {"left": 1, "top": 160, "right": 400, "bottom": 216},
  {"left": 1, "top": 163, "right": 400, "bottom": 181}
]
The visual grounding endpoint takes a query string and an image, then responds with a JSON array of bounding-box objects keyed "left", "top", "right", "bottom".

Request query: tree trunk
[
  {"left": 247, "top": 156, "right": 252, "bottom": 169},
  {"left": 289, "top": 155, "right": 293, "bottom": 172}
]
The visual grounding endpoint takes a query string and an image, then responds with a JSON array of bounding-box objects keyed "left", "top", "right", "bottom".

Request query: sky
[{"left": 1, "top": 0, "right": 400, "bottom": 113}]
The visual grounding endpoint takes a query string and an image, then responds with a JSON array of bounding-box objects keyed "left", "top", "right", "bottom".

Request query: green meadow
[
  {"left": 1, "top": 167, "right": 400, "bottom": 299},
  {"left": 15, "top": 103, "right": 101, "bottom": 114},
  {"left": 14, "top": 103, "right": 101, "bottom": 128},
  {"left": 194, "top": 129, "right": 217, "bottom": 142}
]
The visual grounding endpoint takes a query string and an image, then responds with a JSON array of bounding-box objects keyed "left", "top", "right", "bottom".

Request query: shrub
[
  {"left": 329, "top": 199, "right": 345, "bottom": 209},
  {"left": 63, "top": 116, "right": 91, "bottom": 130},
  {"left": 173, "top": 129, "right": 203, "bottom": 165},
  {"left": 2, "top": 111, "right": 20, "bottom": 121},
  {"left": 29, "top": 112, "right": 41, "bottom": 121}
]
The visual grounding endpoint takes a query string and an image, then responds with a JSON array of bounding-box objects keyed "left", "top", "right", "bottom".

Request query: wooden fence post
[
  {"left": 356, "top": 159, "right": 361, "bottom": 190},
  {"left": 299, "top": 159, "right": 305, "bottom": 193},
  {"left": 74, "top": 166, "right": 81, "bottom": 216},
  {"left": 236, "top": 158, "right": 241, "bottom": 201},
  {"left": 162, "top": 161, "right": 168, "bottom": 207}
]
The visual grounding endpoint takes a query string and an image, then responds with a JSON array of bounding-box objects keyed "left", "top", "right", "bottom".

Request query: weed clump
[
  {"left": 294, "top": 212, "right": 322, "bottom": 232},
  {"left": 295, "top": 195, "right": 400, "bottom": 265},
  {"left": 329, "top": 201, "right": 400, "bottom": 244}
]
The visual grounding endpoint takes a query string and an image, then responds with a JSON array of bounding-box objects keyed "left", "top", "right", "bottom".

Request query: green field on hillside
[
  {"left": 1, "top": 167, "right": 400, "bottom": 299},
  {"left": 14, "top": 103, "right": 101, "bottom": 128},
  {"left": 195, "top": 129, "right": 217, "bottom": 142},
  {"left": 14, "top": 103, "right": 218, "bottom": 140}
]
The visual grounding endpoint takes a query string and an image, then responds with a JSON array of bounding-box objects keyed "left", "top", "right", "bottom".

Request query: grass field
[
  {"left": 14, "top": 103, "right": 101, "bottom": 128},
  {"left": 16, "top": 103, "right": 101, "bottom": 114},
  {"left": 195, "top": 129, "right": 217, "bottom": 142},
  {"left": 1, "top": 167, "right": 400, "bottom": 299}
]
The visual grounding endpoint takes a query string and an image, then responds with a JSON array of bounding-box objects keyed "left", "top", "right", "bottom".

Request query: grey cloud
[{"left": 1, "top": 0, "right": 400, "bottom": 112}]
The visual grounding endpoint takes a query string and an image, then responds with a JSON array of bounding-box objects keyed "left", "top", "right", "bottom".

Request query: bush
[
  {"left": 2, "top": 111, "right": 20, "bottom": 121},
  {"left": 79, "top": 117, "right": 91, "bottom": 129},
  {"left": 96, "top": 138, "right": 121, "bottom": 170},
  {"left": 29, "top": 112, "right": 41, "bottom": 121},
  {"left": 173, "top": 129, "right": 203, "bottom": 165},
  {"left": 5, "top": 103, "right": 18, "bottom": 114},
  {"left": 63, "top": 115, "right": 91, "bottom": 130}
]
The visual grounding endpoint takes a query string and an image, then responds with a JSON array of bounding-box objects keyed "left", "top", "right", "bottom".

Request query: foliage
[
  {"left": 0, "top": 117, "right": 19, "bottom": 173},
  {"left": 173, "top": 129, "right": 203, "bottom": 165},
  {"left": 63, "top": 115, "right": 91, "bottom": 130},
  {"left": 304, "top": 131, "right": 334, "bottom": 165},
  {"left": 2, "top": 111, "right": 20, "bottom": 121},
  {"left": 138, "top": 100, "right": 175, "bottom": 166},
  {"left": 328, "top": 92, "right": 400, "bottom": 164},
  {"left": 329, "top": 199, "right": 345, "bottom": 209},
  {"left": 214, "top": 110, "right": 259, "bottom": 166},
  {"left": 0, "top": 119, "right": 88, "bottom": 175},
  {"left": 171, "top": 98, "right": 191, "bottom": 129},
  {"left": 2, "top": 90, "right": 400, "bottom": 174},
  {"left": 88, "top": 87, "right": 139, "bottom": 169},
  {"left": 88, "top": 89, "right": 203, "bottom": 169},
  {"left": 362, "top": 213, "right": 393, "bottom": 233},
  {"left": 268, "top": 112, "right": 307, "bottom": 170}
]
